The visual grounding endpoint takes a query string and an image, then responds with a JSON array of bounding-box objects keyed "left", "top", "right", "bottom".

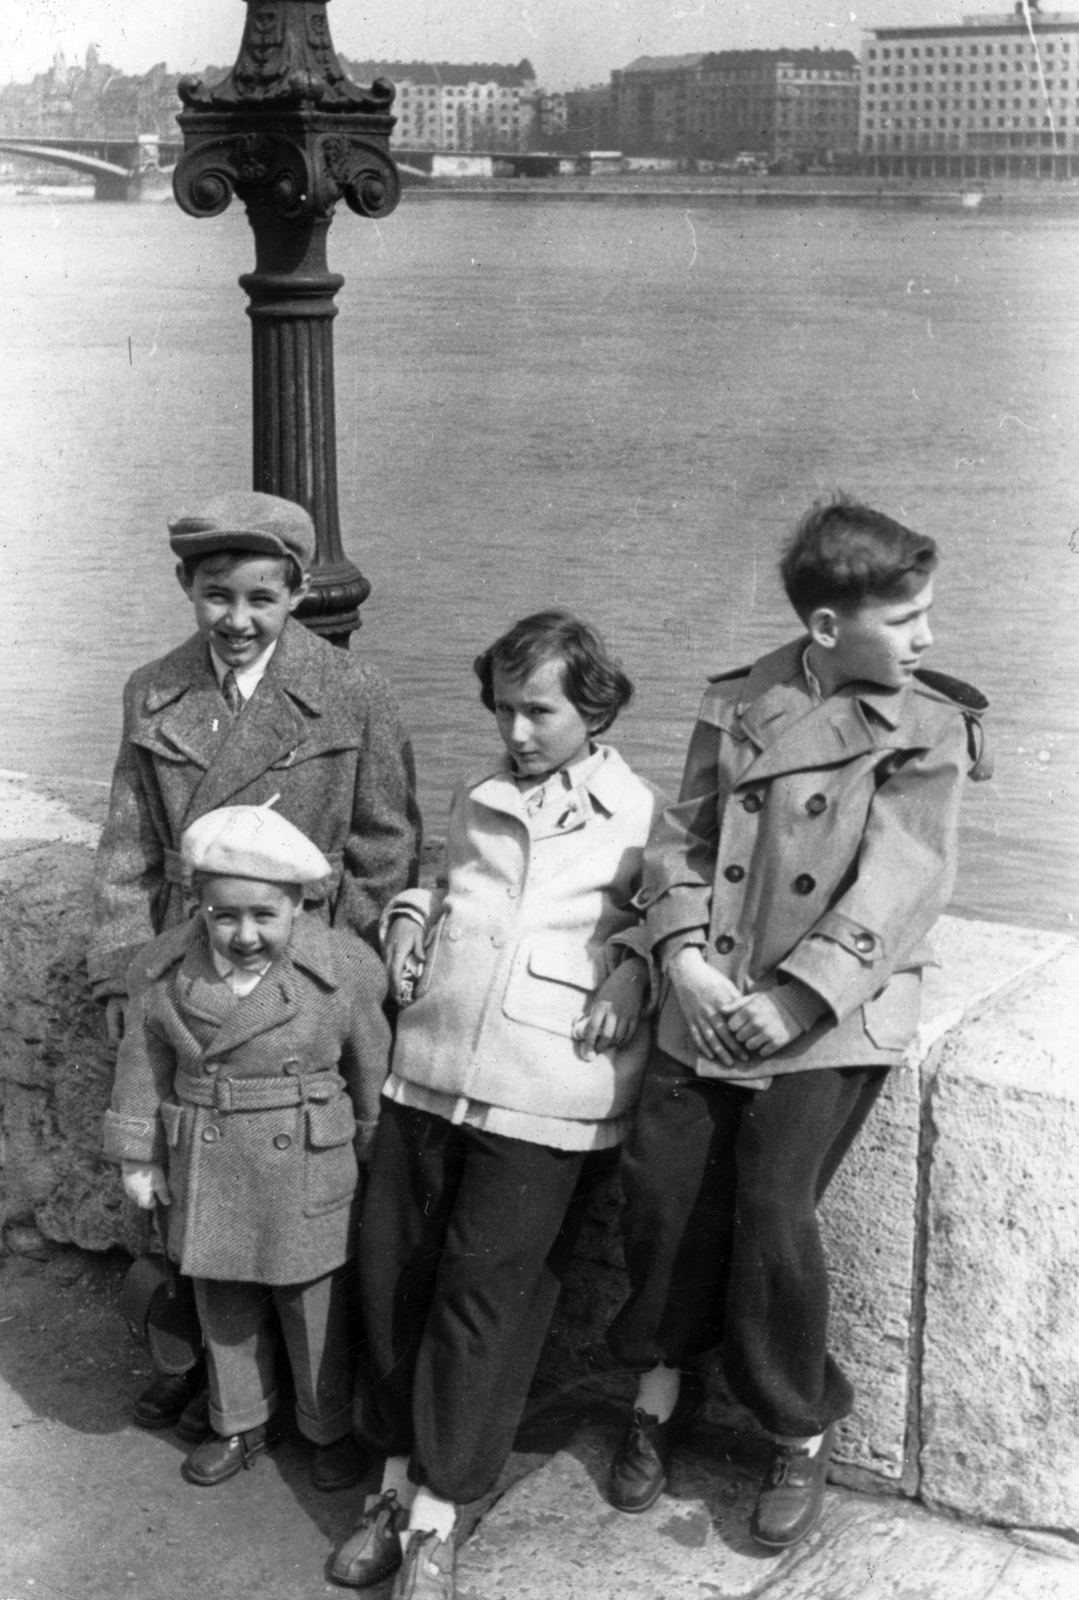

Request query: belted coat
[
  {"left": 103, "top": 913, "right": 391, "bottom": 1284},
  {"left": 387, "top": 745, "right": 663, "bottom": 1125},
  {"left": 88, "top": 617, "right": 421, "bottom": 1000},
  {"left": 641, "top": 639, "right": 989, "bottom": 1075}
]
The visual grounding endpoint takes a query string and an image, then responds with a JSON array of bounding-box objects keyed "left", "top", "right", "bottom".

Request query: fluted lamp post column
[{"left": 173, "top": 0, "right": 399, "bottom": 644}]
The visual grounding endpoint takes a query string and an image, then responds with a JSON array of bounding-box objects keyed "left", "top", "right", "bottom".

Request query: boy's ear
[
  {"left": 176, "top": 561, "right": 194, "bottom": 598},
  {"left": 287, "top": 572, "right": 312, "bottom": 613},
  {"left": 807, "top": 605, "right": 839, "bottom": 650}
]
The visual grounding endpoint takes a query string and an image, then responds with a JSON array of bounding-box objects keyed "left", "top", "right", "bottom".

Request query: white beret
[{"left": 181, "top": 800, "right": 330, "bottom": 887}]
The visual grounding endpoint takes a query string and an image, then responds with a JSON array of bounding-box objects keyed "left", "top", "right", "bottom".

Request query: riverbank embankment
[{"left": 1, "top": 770, "right": 1077, "bottom": 1563}]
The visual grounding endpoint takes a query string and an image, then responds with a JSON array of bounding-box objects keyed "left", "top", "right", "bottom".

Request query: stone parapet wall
[{"left": 0, "top": 772, "right": 1075, "bottom": 1539}]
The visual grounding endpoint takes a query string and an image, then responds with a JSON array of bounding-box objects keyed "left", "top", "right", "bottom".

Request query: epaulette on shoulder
[
  {"left": 913, "top": 668, "right": 993, "bottom": 780},
  {"left": 706, "top": 664, "right": 753, "bottom": 685},
  {"left": 127, "top": 921, "right": 193, "bottom": 991}
]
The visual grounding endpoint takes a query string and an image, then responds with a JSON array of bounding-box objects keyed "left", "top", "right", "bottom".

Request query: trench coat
[
  {"left": 88, "top": 617, "right": 421, "bottom": 1000},
  {"left": 387, "top": 745, "right": 663, "bottom": 1125},
  {"left": 641, "top": 639, "right": 989, "bottom": 1074},
  {"left": 103, "top": 913, "right": 391, "bottom": 1284}
]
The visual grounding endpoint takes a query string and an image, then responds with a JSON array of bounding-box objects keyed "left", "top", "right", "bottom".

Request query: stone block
[{"left": 919, "top": 942, "right": 1079, "bottom": 1536}]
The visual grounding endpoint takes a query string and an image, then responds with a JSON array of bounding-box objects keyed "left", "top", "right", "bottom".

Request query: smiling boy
[
  {"left": 90, "top": 490, "right": 419, "bottom": 1435},
  {"left": 606, "top": 496, "right": 990, "bottom": 1549}
]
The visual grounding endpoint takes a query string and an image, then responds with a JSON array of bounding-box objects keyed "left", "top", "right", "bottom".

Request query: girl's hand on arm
[
  {"left": 667, "top": 947, "right": 750, "bottom": 1067},
  {"left": 121, "top": 1161, "right": 171, "bottom": 1209},
  {"left": 573, "top": 956, "right": 649, "bottom": 1060},
  {"left": 721, "top": 991, "right": 805, "bottom": 1057},
  {"left": 383, "top": 915, "right": 426, "bottom": 1007}
]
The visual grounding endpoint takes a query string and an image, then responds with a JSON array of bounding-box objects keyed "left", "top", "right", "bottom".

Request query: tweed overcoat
[
  {"left": 103, "top": 913, "right": 391, "bottom": 1284},
  {"left": 386, "top": 745, "right": 663, "bottom": 1125},
  {"left": 641, "top": 639, "right": 989, "bottom": 1075},
  {"left": 88, "top": 617, "right": 421, "bottom": 1000}
]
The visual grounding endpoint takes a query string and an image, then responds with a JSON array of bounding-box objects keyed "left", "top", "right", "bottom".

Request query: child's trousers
[
  {"left": 355, "top": 1101, "right": 603, "bottom": 1504},
  {"left": 193, "top": 1268, "right": 354, "bottom": 1444},
  {"left": 607, "top": 1049, "right": 888, "bottom": 1439}
]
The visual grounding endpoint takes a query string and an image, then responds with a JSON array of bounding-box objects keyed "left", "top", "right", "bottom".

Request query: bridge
[{"left": 0, "top": 136, "right": 183, "bottom": 200}]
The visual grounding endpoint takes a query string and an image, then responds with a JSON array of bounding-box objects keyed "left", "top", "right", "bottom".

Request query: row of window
[
  {"left": 866, "top": 114, "right": 1065, "bottom": 129},
  {"left": 866, "top": 98, "right": 1070, "bottom": 112},
  {"left": 867, "top": 39, "right": 1071, "bottom": 59}
]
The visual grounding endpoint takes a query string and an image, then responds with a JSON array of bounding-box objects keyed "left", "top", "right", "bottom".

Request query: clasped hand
[
  {"left": 668, "top": 948, "right": 804, "bottom": 1072},
  {"left": 572, "top": 956, "right": 648, "bottom": 1060}
]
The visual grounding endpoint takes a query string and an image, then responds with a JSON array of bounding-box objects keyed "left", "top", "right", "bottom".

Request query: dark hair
[
  {"left": 779, "top": 495, "right": 938, "bottom": 620},
  {"left": 474, "top": 609, "right": 634, "bottom": 736},
  {"left": 179, "top": 548, "right": 304, "bottom": 592}
]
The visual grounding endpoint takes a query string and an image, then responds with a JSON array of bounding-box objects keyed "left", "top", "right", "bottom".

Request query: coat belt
[
  {"left": 161, "top": 847, "right": 344, "bottom": 899},
  {"left": 173, "top": 1069, "right": 346, "bottom": 1112}
]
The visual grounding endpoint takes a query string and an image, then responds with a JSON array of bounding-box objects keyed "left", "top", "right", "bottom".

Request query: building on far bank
[
  {"left": 343, "top": 59, "right": 537, "bottom": 151},
  {"left": 861, "top": 3, "right": 1079, "bottom": 177},
  {"left": 0, "top": 45, "right": 180, "bottom": 142},
  {"left": 611, "top": 49, "right": 859, "bottom": 167}
]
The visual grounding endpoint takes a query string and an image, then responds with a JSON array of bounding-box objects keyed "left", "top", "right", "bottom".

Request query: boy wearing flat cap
[
  {"left": 104, "top": 803, "right": 392, "bottom": 1491},
  {"left": 89, "top": 491, "right": 420, "bottom": 1433}
]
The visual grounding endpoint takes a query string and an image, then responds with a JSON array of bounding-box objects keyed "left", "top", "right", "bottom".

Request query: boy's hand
[
  {"left": 121, "top": 1161, "right": 171, "bottom": 1210},
  {"left": 573, "top": 956, "right": 649, "bottom": 1060},
  {"left": 721, "top": 991, "right": 806, "bottom": 1058},
  {"left": 383, "top": 916, "right": 426, "bottom": 1007},
  {"left": 667, "top": 947, "right": 750, "bottom": 1067},
  {"left": 105, "top": 996, "right": 129, "bottom": 1044}
]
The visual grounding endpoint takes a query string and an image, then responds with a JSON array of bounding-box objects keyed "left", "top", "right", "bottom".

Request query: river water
[{"left": 1, "top": 192, "right": 1077, "bottom": 930}]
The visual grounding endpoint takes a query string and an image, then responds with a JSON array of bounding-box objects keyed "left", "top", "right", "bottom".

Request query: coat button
[
  {"left": 491, "top": 932, "right": 505, "bottom": 948},
  {"left": 854, "top": 932, "right": 876, "bottom": 953},
  {"left": 794, "top": 874, "right": 816, "bottom": 895},
  {"left": 201, "top": 1126, "right": 219, "bottom": 1143},
  {"left": 742, "top": 792, "right": 763, "bottom": 813},
  {"left": 273, "top": 1133, "right": 292, "bottom": 1150},
  {"left": 202, "top": 1063, "right": 219, "bottom": 1076},
  {"left": 805, "top": 794, "right": 827, "bottom": 816},
  {"left": 507, "top": 885, "right": 520, "bottom": 899},
  {"left": 283, "top": 1061, "right": 301, "bottom": 1076},
  {"left": 724, "top": 864, "right": 745, "bottom": 883},
  {"left": 715, "top": 934, "right": 735, "bottom": 954}
]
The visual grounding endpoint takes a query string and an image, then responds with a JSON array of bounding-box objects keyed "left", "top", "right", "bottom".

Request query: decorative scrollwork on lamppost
[{"left": 173, "top": 0, "right": 400, "bottom": 644}]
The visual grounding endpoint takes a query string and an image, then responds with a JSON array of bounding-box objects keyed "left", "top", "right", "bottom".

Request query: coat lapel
[
  {"left": 132, "top": 635, "right": 226, "bottom": 771},
  {"left": 201, "top": 914, "right": 336, "bottom": 1060}
]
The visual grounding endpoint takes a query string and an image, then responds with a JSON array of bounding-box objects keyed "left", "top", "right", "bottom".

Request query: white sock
[
  {"left": 364, "top": 1454, "right": 416, "bottom": 1514},
  {"left": 774, "top": 1431, "right": 825, "bottom": 1456},
  {"left": 634, "top": 1363, "right": 682, "bottom": 1424},
  {"left": 408, "top": 1486, "right": 457, "bottom": 1544}
]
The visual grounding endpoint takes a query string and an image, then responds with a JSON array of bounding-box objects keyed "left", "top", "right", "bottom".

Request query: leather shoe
[
  {"left": 750, "top": 1423, "right": 835, "bottom": 1550},
  {"left": 132, "top": 1367, "right": 205, "bottom": 1431},
  {"left": 175, "top": 1386, "right": 211, "bottom": 1443},
  {"left": 312, "top": 1434, "right": 367, "bottom": 1493},
  {"left": 181, "top": 1422, "right": 276, "bottom": 1486},
  {"left": 329, "top": 1489, "right": 406, "bottom": 1588},
  {"left": 391, "top": 1529, "right": 455, "bottom": 1600},
  {"left": 608, "top": 1372, "right": 704, "bottom": 1514}
]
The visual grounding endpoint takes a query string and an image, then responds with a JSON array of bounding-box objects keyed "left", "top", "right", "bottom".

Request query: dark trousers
[
  {"left": 607, "top": 1049, "right": 888, "bottom": 1438},
  {"left": 194, "top": 1270, "right": 354, "bottom": 1444},
  {"left": 355, "top": 1101, "right": 599, "bottom": 1504}
]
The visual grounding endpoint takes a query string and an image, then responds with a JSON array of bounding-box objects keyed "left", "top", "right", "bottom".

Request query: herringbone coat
[
  {"left": 103, "top": 914, "right": 391, "bottom": 1284},
  {"left": 88, "top": 617, "right": 421, "bottom": 999}
]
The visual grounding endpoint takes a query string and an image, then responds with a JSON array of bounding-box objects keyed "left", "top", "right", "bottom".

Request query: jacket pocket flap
[
  {"left": 306, "top": 1096, "right": 357, "bottom": 1149},
  {"left": 160, "top": 1101, "right": 184, "bottom": 1148},
  {"left": 526, "top": 943, "right": 600, "bottom": 991}
]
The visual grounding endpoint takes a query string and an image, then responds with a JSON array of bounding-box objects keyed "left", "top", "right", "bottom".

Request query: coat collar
[{"left": 468, "top": 744, "right": 633, "bottom": 829}]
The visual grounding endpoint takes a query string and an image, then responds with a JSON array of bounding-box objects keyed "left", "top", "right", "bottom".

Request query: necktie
[{"left": 222, "top": 669, "right": 244, "bottom": 716}]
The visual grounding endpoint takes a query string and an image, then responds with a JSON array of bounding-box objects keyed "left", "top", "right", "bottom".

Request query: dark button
[
  {"left": 201, "top": 1126, "right": 219, "bottom": 1144},
  {"left": 805, "top": 794, "right": 827, "bottom": 816},
  {"left": 202, "top": 1062, "right": 219, "bottom": 1076},
  {"left": 273, "top": 1133, "right": 292, "bottom": 1151},
  {"left": 742, "top": 792, "right": 763, "bottom": 814},
  {"left": 794, "top": 874, "right": 816, "bottom": 895},
  {"left": 724, "top": 865, "right": 745, "bottom": 883},
  {"left": 854, "top": 932, "right": 876, "bottom": 953},
  {"left": 715, "top": 934, "right": 736, "bottom": 954}
]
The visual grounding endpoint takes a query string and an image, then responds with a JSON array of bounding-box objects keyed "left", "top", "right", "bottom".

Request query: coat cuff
[
  {"left": 637, "top": 883, "right": 714, "bottom": 949},
  {"left": 378, "top": 888, "right": 434, "bottom": 952},
  {"left": 780, "top": 910, "right": 888, "bottom": 1023},
  {"left": 102, "top": 1108, "right": 164, "bottom": 1166},
  {"left": 606, "top": 926, "right": 660, "bottom": 1017},
  {"left": 775, "top": 976, "right": 831, "bottom": 1033}
]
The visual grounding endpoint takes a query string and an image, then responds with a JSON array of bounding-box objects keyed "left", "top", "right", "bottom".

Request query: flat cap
[
  {"left": 182, "top": 799, "right": 331, "bottom": 887},
  {"left": 168, "top": 491, "right": 314, "bottom": 570}
]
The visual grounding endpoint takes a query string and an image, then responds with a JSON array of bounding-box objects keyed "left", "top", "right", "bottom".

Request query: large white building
[
  {"left": 861, "top": 3, "right": 1079, "bottom": 176},
  {"left": 344, "top": 59, "right": 537, "bottom": 152}
]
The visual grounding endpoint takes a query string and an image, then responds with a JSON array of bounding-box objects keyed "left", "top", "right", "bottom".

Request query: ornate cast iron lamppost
[{"left": 173, "top": 0, "right": 399, "bottom": 644}]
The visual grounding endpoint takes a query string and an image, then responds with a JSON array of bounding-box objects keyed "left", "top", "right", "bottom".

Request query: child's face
[
  {"left": 178, "top": 554, "right": 308, "bottom": 670},
  {"left": 813, "top": 578, "right": 935, "bottom": 691},
  {"left": 198, "top": 875, "right": 302, "bottom": 971},
  {"left": 492, "top": 656, "right": 596, "bottom": 781}
]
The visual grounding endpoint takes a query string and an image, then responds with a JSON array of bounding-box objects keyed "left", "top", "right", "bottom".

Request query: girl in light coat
[{"left": 330, "top": 611, "right": 662, "bottom": 1600}]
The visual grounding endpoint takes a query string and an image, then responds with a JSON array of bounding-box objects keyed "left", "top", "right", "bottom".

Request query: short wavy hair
[
  {"left": 780, "top": 495, "right": 938, "bottom": 620},
  {"left": 474, "top": 610, "right": 634, "bottom": 736}
]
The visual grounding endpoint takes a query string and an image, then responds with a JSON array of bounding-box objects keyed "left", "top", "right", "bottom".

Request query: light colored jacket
[
  {"left": 88, "top": 618, "right": 421, "bottom": 999},
  {"left": 103, "top": 914, "right": 391, "bottom": 1284},
  {"left": 387, "top": 746, "right": 662, "bottom": 1124},
  {"left": 641, "top": 640, "right": 989, "bottom": 1074}
]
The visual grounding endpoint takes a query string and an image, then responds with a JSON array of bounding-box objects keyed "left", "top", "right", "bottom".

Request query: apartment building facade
[
  {"left": 861, "top": 4, "right": 1079, "bottom": 176},
  {"left": 344, "top": 59, "right": 537, "bottom": 151}
]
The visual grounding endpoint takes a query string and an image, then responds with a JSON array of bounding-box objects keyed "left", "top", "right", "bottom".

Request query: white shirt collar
[
  {"left": 210, "top": 945, "right": 270, "bottom": 996},
  {"left": 209, "top": 638, "right": 278, "bottom": 701}
]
